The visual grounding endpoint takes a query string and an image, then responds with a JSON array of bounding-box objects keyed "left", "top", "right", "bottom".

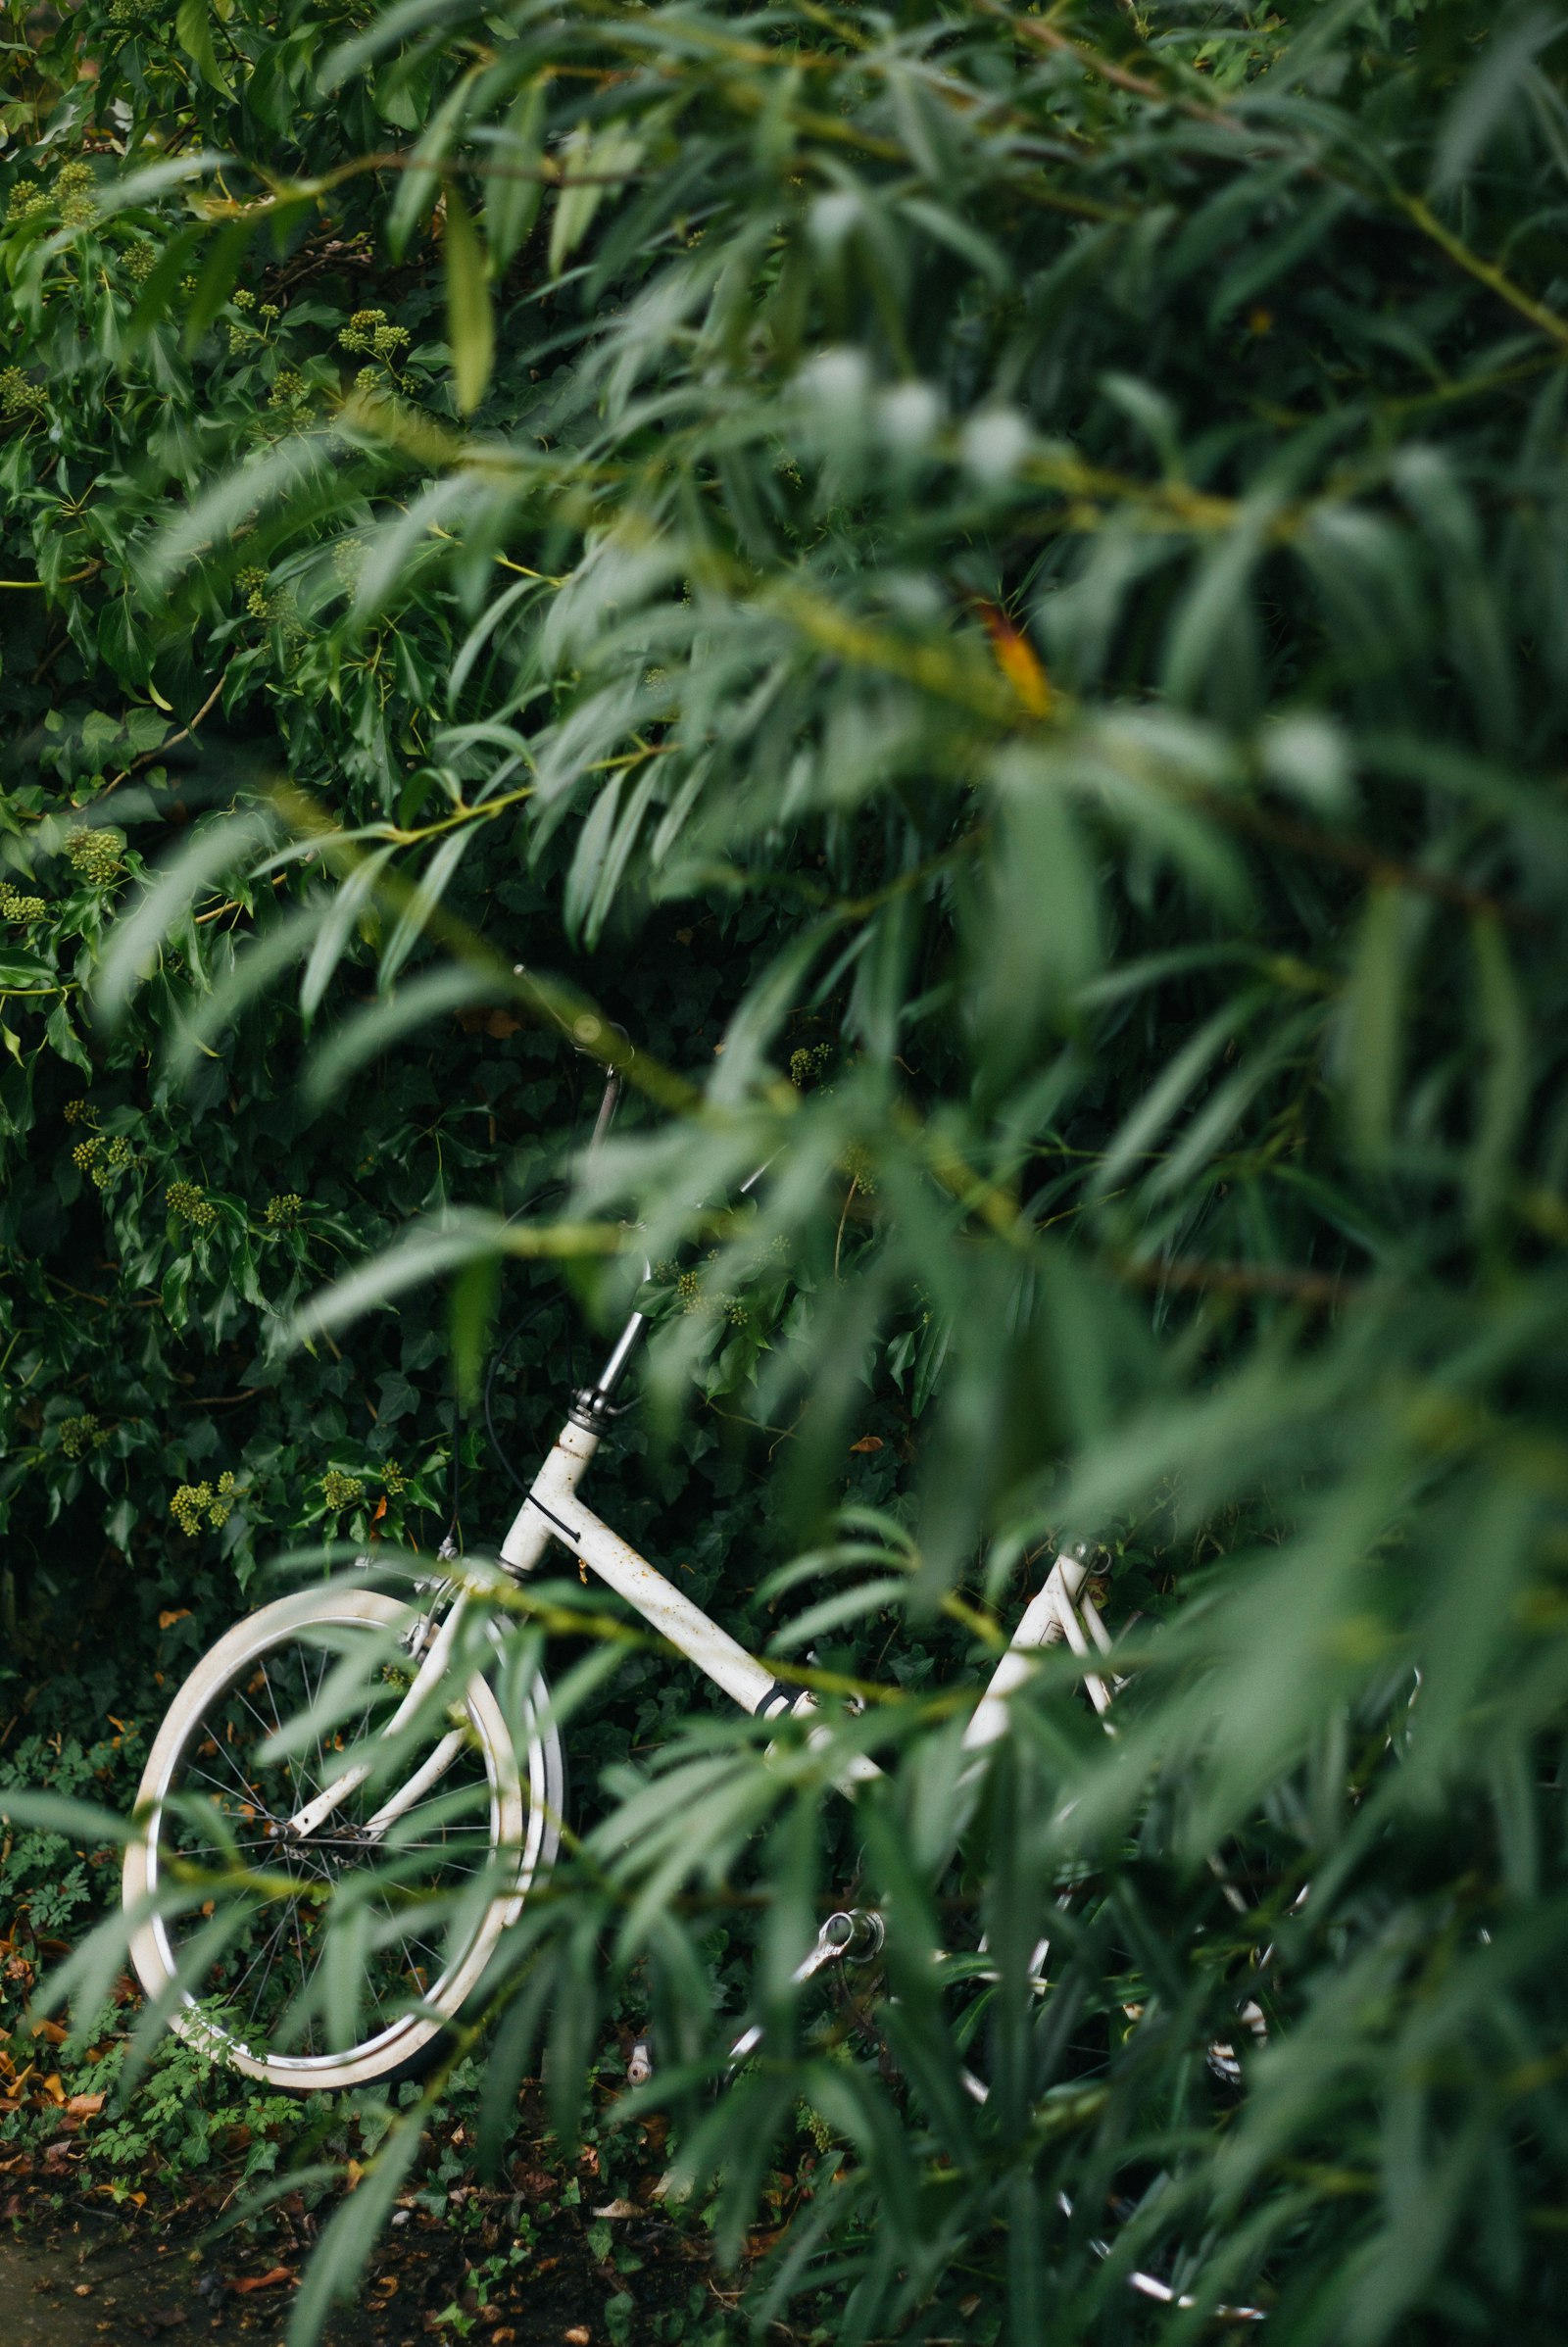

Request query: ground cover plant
[{"left": 5, "top": 0, "right": 1568, "bottom": 2341}]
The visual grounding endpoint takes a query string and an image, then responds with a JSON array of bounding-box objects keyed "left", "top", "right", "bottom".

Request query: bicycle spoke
[
  {"left": 190, "top": 1722, "right": 266, "bottom": 1811},
  {"left": 140, "top": 1606, "right": 524, "bottom": 2083},
  {"left": 226, "top": 1905, "right": 295, "bottom": 2030}
]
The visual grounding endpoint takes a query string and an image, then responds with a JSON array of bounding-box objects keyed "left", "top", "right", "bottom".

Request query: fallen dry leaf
[
  {"left": 31, "top": 2019, "right": 68, "bottom": 2046},
  {"left": 848, "top": 1434, "right": 884, "bottom": 1453},
  {"left": 591, "top": 2199, "right": 640, "bottom": 2220},
  {"left": 158, "top": 1609, "right": 191, "bottom": 1630},
  {"left": 564, "top": 2329, "right": 591, "bottom": 2345},
  {"left": 67, "top": 2091, "right": 105, "bottom": 2118},
  {"left": 227, "top": 2266, "right": 295, "bottom": 2295}
]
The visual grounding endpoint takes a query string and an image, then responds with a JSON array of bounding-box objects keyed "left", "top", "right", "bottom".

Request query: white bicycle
[{"left": 122, "top": 1075, "right": 1127, "bottom": 2097}]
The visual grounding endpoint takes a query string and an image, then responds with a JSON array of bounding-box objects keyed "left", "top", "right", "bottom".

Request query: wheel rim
[{"left": 136, "top": 1599, "right": 525, "bottom": 2081}]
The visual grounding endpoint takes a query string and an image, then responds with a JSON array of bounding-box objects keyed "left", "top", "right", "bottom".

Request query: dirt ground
[{"left": 0, "top": 2182, "right": 727, "bottom": 2346}]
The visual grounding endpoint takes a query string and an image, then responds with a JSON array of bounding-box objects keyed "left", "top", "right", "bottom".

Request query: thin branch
[
  {"left": 1196, "top": 789, "right": 1549, "bottom": 936},
  {"left": 90, "top": 667, "right": 237, "bottom": 805},
  {"left": 1113, "top": 1252, "right": 1351, "bottom": 1307},
  {"left": 1392, "top": 190, "right": 1568, "bottom": 358},
  {"left": 0, "top": 562, "right": 101, "bottom": 591}
]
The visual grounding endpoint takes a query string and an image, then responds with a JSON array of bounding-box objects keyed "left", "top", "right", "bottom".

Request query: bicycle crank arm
[{"left": 728, "top": 1910, "right": 885, "bottom": 2066}]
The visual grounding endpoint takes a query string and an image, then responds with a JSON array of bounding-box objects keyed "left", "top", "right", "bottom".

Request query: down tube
[{"left": 570, "top": 1504, "right": 781, "bottom": 1716}]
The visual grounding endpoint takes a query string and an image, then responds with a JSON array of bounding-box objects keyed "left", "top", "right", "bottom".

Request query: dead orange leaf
[
  {"left": 157, "top": 1609, "right": 191, "bottom": 1631},
  {"left": 975, "top": 599, "right": 1052, "bottom": 716},
  {"left": 849, "top": 1435, "right": 884, "bottom": 1454},
  {"left": 228, "top": 2266, "right": 295, "bottom": 2295}
]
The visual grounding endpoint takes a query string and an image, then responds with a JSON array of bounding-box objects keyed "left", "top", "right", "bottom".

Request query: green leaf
[
  {"left": 44, "top": 1000, "right": 91, "bottom": 1070},
  {"left": 483, "top": 79, "right": 547, "bottom": 273},
  {"left": 174, "top": 0, "right": 234, "bottom": 97},
  {"left": 117, "top": 220, "right": 207, "bottom": 358},
  {"left": 1341, "top": 884, "right": 1412, "bottom": 1160},
  {"left": 1468, "top": 913, "right": 1528, "bottom": 1230},
  {"left": 1431, "top": 10, "right": 1565, "bottom": 193},
  {"left": 303, "top": 964, "right": 502, "bottom": 1105},
  {"left": 182, "top": 218, "right": 256, "bottom": 354},
  {"left": 0, "top": 1789, "right": 133, "bottom": 1843},
  {"left": 443, "top": 185, "right": 494, "bottom": 414},
  {"left": 94, "top": 812, "right": 274, "bottom": 1020},
  {"left": 386, "top": 66, "right": 481, "bottom": 261},
  {"left": 548, "top": 124, "right": 643, "bottom": 280},
  {"left": 0, "top": 948, "right": 56, "bottom": 992},
  {"left": 450, "top": 1248, "right": 501, "bottom": 1408}
]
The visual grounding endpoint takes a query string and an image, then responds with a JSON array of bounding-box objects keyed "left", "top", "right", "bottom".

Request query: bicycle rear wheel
[{"left": 122, "top": 1586, "right": 561, "bottom": 2093}]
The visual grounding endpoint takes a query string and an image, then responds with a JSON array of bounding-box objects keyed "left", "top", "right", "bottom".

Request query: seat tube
[{"left": 500, "top": 1418, "right": 601, "bottom": 1576}]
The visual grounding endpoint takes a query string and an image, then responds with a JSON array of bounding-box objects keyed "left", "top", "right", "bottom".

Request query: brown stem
[
  {"left": 1197, "top": 790, "right": 1548, "bottom": 936},
  {"left": 109, "top": 665, "right": 234, "bottom": 788},
  {"left": 1112, "top": 1252, "right": 1349, "bottom": 1307}
]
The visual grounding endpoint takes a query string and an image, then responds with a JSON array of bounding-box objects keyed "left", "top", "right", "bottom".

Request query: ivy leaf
[
  {"left": 44, "top": 1002, "right": 91, "bottom": 1071},
  {"left": 174, "top": 0, "right": 234, "bottom": 98},
  {"left": 0, "top": 949, "right": 56, "bottom": 993}
]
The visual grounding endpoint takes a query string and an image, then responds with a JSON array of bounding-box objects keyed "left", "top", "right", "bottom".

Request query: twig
[
  {"left": 1392, "top": 190, "right": 1568, "bottom": 358},
  {"left": 1112, "top": 1253, "right": 1350, "bottom": 1307},
  {"left": 1197, "top": 789, "right": 1549, "bottom": 935},
  {"left": 100, "top": 666, "right": 234, "bottom": 796},
  {"left": 0, "top": 562, "right": 101, "bottom": 591},
  {"left": 992, "top": 4, "right": 1568, "bottom": 356}
]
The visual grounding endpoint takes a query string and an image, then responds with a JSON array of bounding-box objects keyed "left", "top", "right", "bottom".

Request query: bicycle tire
[{"left": 122, "top": 1585, "right": 563, "bottom": 2093}]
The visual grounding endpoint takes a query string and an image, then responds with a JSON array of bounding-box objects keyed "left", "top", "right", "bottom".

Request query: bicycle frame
[
  {"left": 494, "top": 1309, "right": 1114, "bottom": 1755},
  {"left": 282, "top": 1304, "right": 1110, "bottom": 1842},
  {"left": 284, "top": 1070, "right": 1112, "bottom": 1843}
]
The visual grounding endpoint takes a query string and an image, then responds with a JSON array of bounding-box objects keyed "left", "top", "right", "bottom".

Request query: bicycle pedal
[{"left": 626, "top": 2034, "right": 654, "bottom": 2087}]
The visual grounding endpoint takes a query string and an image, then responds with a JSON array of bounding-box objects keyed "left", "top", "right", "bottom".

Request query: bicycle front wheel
[{"left": 122, "top": 1586, "right": 559, "bottom": 2093}]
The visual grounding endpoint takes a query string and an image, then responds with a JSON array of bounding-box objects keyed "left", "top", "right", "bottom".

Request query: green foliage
[
  {"left": 7, "top": 0, "right": 1568, "bottom": 2340},
  {"left": 0, "top": 5, "right": 788, "bottom": 1749}
]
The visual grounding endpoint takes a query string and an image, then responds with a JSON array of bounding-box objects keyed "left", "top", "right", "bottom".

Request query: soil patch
[{"left": 0, "top": 2183, "right": 725, "bottom": 2346}]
